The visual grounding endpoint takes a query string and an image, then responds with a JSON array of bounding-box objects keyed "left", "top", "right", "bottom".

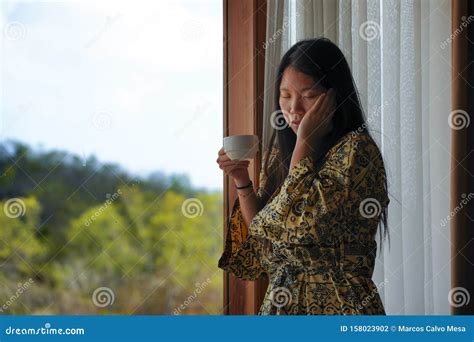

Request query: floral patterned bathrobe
[{"left": 218, "top": 131, "right": 390, "bottom": 315}]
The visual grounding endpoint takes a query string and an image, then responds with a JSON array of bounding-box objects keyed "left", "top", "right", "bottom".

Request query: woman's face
[{"left": 279, "top": 66, "right": 327, "bottom": 134}]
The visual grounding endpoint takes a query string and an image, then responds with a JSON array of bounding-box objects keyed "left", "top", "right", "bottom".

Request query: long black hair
[{"left": 258, "top": 37, "right": 389, "bottom": 251}]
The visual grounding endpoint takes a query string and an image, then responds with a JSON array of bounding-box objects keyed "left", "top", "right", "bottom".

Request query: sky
[{"left": 0, "top": 0, "right": 223, "bottom": 191}]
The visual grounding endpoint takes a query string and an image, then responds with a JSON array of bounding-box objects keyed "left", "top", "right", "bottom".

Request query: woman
[{"left": 216, "top": 38, "right": 389, "bottom": 315}]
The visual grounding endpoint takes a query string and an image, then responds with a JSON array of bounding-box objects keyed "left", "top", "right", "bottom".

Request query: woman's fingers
[
  {"left": 222, "top": 165, "right": 246, "bottom": 173},
  {"left": 310, "top": 89, "right": 336, "bottom": 131},
  {"left": 307, "top": 91, "right": 327, "bottom": 117},
  {"left": 221, "top": 165, "right": 248, "bottom": 174},
  {"left": 216, "top": 148, "right": 230, "bottom": 163},
  {"left": 219, "top": 160, "right": 249, "bottom": 168},
  {"left": 318, "top": 89, "right": 336, "bottom": 118},
  {"left": 217, "top": 155, "right": 230, "bottom": 163},
  {"left": 217, "top": 147, "right": 250, "bottom": 179},
  {"left": 222, "top": 164, "right": 249, "bottom": 174},
  {"left": 217, "top": 148, "right": 252, "bottom": 173}
]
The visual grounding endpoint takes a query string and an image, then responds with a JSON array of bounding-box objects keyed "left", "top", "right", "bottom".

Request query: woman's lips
[{"left": 291, "top": 121, "right": 300, "bottom": 128}]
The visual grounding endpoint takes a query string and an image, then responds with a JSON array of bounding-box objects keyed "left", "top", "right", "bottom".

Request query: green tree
[{"left": 0, "top": 196, "right": 46, "bottom": 277}]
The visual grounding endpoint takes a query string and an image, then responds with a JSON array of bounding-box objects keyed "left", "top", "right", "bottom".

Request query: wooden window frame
[{"left": 222, "top": 0, "right": 268, "bottom": 315}]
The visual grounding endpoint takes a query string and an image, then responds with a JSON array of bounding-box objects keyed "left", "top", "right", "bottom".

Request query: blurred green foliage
[{"left": 0, "top": 141, "right": 223, "bottom": 315}]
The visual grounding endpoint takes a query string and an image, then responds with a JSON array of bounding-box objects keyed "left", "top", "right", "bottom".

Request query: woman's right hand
[{"left": 216, "top": 147, "right": 251, "bottom": 186}]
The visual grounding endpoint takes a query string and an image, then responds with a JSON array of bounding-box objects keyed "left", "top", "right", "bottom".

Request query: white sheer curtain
[{"left": 263, "top": 0, "right": 452, "bottom": 314}]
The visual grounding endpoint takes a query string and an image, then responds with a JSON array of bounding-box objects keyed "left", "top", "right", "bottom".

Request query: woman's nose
[{"left": 290, "top": 99, "right": 305, "bottom": 116}]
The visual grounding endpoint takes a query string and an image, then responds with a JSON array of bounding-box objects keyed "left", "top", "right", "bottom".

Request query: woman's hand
[
  {"left": 216, "top": 147, "right": 251, "bottom": 186},
  {"left": 296, "top": 88, "right": 336, "bottom": 149}
]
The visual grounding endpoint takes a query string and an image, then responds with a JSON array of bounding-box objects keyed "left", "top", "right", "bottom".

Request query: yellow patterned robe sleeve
[
  {"left": 217, "top": 148, "right": 278, "bottom": 280},
  {"left": 248, "top": 133, "right": 389, "bottom": 245},
  {"left": 217, "top": 198, "right": 265, "bottom": 280}
]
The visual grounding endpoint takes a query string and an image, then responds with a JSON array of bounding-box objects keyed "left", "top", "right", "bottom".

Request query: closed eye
[{"left": 280, "top": 94, "right": 318, "bottom": 99}]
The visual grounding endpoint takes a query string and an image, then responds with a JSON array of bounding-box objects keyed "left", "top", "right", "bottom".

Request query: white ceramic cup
[{"left": 223, "top": 135, "right": 259, "bottom": 160}]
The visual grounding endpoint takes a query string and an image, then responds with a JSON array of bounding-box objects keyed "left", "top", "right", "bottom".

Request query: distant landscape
[{"left": 0, "top": 140, "right": 223, "bottom": 315}]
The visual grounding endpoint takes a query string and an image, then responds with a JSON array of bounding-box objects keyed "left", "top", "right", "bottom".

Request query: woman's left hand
[{"left": 296, "top": 88, "right": 336, "bottom": 149}]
